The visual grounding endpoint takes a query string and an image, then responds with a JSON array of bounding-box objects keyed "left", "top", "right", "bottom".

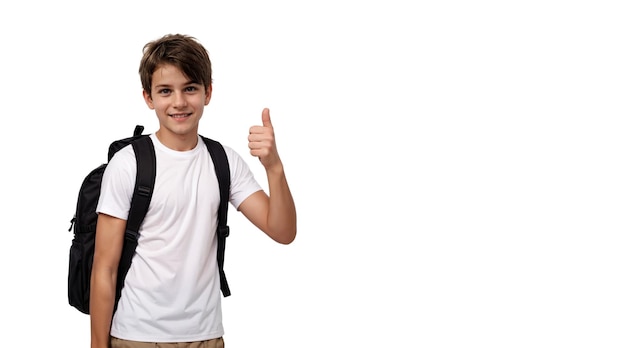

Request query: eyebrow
[{"left": 154, "top": 81, "right": 201, "bottom": 89}]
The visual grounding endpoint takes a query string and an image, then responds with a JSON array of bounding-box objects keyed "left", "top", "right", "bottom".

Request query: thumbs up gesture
[{"left": 249, "top": 108, "right": 282, "bottom": 171}]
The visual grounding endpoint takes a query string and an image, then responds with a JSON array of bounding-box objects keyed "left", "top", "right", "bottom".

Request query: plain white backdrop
[{"left": 0, "top": 0, "right": 625, "bottom": 346}]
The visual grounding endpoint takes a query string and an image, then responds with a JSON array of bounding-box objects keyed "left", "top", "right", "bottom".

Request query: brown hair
[{"left": 139, "top": 34, "right": 212, "bottom": 96}]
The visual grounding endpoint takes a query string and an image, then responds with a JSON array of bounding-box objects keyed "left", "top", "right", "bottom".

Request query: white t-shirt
[{"left": 96, "top": 133, "right": 262, "bottom": 342}]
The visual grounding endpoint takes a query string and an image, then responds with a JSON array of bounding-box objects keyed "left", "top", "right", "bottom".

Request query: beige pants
[{"left": 111, "top": 337, "right": 224, "bottom": 348}]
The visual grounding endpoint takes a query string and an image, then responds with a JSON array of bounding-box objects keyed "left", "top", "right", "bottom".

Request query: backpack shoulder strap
[
  {"left": 127, "top": 135, "right": 156, "bottom": 235},
  {"left": 201, "top": 136, "right": 232, "bottom": 297},
  {"left": 114, "top": 135, "right": 156, "bottom": 310}
]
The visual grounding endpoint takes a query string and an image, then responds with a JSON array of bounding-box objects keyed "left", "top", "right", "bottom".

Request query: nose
[{"left": 172, "top": 91, "right": 188, "bottom": 108}]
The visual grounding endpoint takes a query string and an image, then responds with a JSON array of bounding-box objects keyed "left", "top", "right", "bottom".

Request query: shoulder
[
  {"left": 104, "top": 143, "right": 137, "bottom": 179},
  {"left": 200, "top": 137, "right": 245, "bottom": 165},
  {"left": 222, "top": 144, "right": 244, "bottom": 162},
  {"left": 219, "top": 144, "right": 253, "bottom": 175},
  {"left": 109, "top": 142, "right": 137, "bottom": 164}
]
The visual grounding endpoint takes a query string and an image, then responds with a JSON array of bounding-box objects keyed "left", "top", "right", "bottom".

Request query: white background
[{"left": 1, "top": 0, "right": 625, "bottom": 347}]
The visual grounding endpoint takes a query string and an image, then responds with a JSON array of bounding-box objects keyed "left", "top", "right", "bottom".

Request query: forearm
[
  {"left": 246, "top": 109, "right": 297, "bottom": 243},
  {"left": 90, "top": 268, "right": 117, "bottom": 348},
  {"left": 266, "top": 163, "right": 297, "bottom": 244}
]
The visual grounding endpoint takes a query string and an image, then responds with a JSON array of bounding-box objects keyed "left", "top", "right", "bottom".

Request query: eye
[
  {"left": 185, "top": 86, "right": 198, "bottom": 92},
  {"left": 157, "top": 88, "right": 171, "bottom": 95}
]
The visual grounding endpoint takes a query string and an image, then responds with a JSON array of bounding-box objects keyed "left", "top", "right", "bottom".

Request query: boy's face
[{"left": 143, "top": 64, "right": 211, "bottom": 142}]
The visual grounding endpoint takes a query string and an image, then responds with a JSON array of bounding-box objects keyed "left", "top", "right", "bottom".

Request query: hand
[{"left": 249, "top": 108, "right": 282, "bottom": 171}]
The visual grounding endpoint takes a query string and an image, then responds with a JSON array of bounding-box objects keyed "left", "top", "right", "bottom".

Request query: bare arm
[
  {"left": 241, "top": 108, "right": 297, "bottom": 244},
  {"left": 90, "top": 213, "right": 126, "bottom": 348}
]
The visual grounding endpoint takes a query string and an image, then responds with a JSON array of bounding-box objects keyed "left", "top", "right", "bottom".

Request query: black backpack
[{"left": 68, "top": 125, "right": 232, "bottom": 315}]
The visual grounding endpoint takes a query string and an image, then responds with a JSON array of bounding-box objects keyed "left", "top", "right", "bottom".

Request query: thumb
[{"left": 262, "top": 108, "right": 272, "bottom": 127}]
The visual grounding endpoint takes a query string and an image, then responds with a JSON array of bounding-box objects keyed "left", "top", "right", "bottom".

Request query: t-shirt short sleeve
[
  {"left": 96, "top": 145, "right": 137, "bottom": 220},
  {"left": 224, "top": 145, "right": 263, "bottom": 210}
]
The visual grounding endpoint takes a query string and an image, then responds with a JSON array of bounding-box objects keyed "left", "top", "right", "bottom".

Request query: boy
[{"left": 90, "top": 34, "right": 297, "bottom": 348}]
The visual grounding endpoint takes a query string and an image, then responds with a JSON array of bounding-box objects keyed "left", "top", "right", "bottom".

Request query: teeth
[{"left": 171, "top": 114, "right": 188, "bottom": 118}]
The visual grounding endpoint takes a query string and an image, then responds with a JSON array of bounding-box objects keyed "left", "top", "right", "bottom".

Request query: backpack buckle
[
  {"left": 218, "top": 226, "right": 230, "bottom": 238},
  {"left": 137, "top": 185, "right": 152, "bottom": 197}
]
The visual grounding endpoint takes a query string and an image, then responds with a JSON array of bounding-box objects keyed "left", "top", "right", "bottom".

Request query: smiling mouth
[{"left": 170, "top": 113, "right": 191, "bottom": 118}]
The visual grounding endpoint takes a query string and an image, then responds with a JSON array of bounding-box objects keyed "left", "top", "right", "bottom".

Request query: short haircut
[{"left": 139, "top": 34, "right": 213, "bottom": 96}]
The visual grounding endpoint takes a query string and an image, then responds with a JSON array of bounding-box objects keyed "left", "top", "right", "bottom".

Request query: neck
[{"left": 155, "top": 129, "right": 198, "bottom": 151}]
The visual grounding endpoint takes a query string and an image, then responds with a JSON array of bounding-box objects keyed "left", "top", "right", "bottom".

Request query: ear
[
  {"left": 204, "top": 84, "right": 212, "bottom": 106},
  {"left": 143, "top": 90, "right": 155, "bottom": 109}
]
